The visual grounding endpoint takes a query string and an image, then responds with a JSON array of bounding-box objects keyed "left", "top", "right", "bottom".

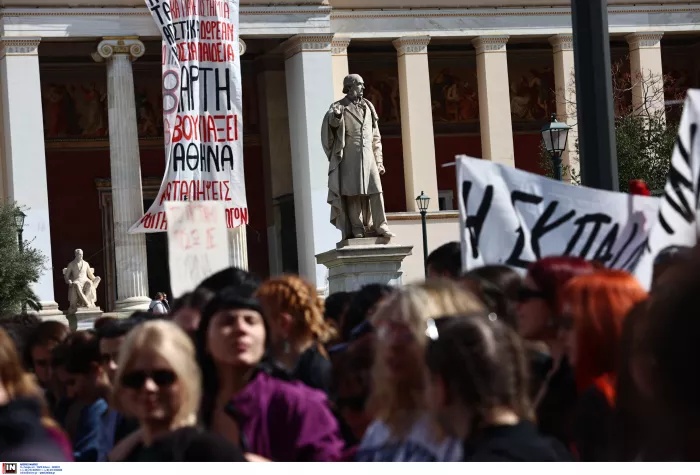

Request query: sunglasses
[
  {"left": 121, "top": 369, "right": 177, "bottom": 389},
  {"left": 516, "top": 286, "right": 547, "bottom": 303}
]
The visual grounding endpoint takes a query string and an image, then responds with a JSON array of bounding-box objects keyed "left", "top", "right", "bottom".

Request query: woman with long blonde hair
[
  {"left": 356, "top": 279, "right": 485, "bottom": 461},
  {"left": 109, "top": 320, "right": 245, "bottom": 462},
  {"left": 256, "top": 275, "right": 337, "bottom": 393}
]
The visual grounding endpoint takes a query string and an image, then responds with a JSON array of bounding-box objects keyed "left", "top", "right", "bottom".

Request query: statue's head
[
  {"left": 74, "top": 249, "right": 83, "bottom": 260},
  {"left": 342, "top": 74, "right": 365, "bottom": 100}
]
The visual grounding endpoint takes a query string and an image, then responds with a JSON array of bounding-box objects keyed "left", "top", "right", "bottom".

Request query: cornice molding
[
  {"left": 626, "top": 31, "right": 664, "bottom": 50},
  {"left": 282, "top": 34, "right": 333, "bottom": 60},
  {"left": 331, "top": 6, "right": 700, "bottom": 19},
  {"left": 331, "top": 37, "right": 351, "bottom": 56},
  {"left": 472, "top": 35, "right": 509, "bottom": 55},
  {"left": 0, "top": 5, "right": 330, "bottom": 17},
  {"left": 92, "top": 37, "right": 145, "bottom": 62},
  {"left": 0, "top": 37, "right": 40, "bottom": 59},
  {"left": 392, "top": 35, "right": 430, "bottom": 57},
  {"left": 549, "top": 34, "right": 573, "bottom": 53}
]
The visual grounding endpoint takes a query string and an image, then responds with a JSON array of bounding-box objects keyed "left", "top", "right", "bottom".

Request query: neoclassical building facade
[{"left": 0, "top": 0, "right": 698, "bottom": 314}]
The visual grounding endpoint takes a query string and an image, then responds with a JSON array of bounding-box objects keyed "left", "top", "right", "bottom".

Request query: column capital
[
  {"left": 331, "top": 37, "right": 351, "bottom": 56},
  {"left": 92, "top": 37, "right": 145, "bottom": 63},
  {"left": 549, "top": 34, "right": 573, "bottom": 53},
  {"left": 626, "top": 32, "right": 663, "bottom": 51},
  {"left": 282, "top": 34, "right": 333, "bottom": 61},
  {"left": 239, "top": 38, "right": 247, "bottom": 56},
  {"left": 392, "top": 36, "right": 430, "bottom": 57},
  {"left": 472, "top": 35, "right": 509, "bottom": 55},
  {"left": 0, "top": 37, "right": 41, "bottom": 60}
]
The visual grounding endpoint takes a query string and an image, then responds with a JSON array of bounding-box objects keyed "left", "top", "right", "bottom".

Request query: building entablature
[{"left": 1, "top": 3, "right": 700, "bottom": 40}]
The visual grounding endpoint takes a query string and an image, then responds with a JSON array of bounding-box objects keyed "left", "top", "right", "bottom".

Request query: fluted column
[
  {"left": 393, "top": 36, "right": 439, "bottom": 212},
  {"left": 626, "top": 32, "right": 665, "bottom": 118},
  {"left": 473, "top": 36, "right": 515, "bottom": 167},
  {"left": 331, "top": 37, "right": 351, "bottom": 101},
  {"left": 550, "top": 34, "right": 579, "bottom": 181},
  {"left": 93, "top": 37, "right": 150, "bottom": 312}
]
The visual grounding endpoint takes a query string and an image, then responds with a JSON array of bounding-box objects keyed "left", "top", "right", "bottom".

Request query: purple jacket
[{"left": 231, "top": 372, "right": 344, "bottom": 461}]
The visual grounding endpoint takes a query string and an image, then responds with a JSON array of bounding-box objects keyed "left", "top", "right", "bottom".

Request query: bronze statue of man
[{"left": 321, "top": 74, "right": 395, "bottom": 240}]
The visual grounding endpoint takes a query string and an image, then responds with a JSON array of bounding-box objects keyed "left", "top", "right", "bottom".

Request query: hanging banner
[
  {"left": 166, "top": 201, "right": 229, "bottom": 298},
  {"left": 131, "top": 0, "right": 247, "bottom": 233},
  {"left": 457, "top": 156, "right": 660, "bottom": 287}
]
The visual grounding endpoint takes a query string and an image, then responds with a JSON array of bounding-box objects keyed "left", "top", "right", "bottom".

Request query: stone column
[
  {"left": 257, "top": 60, "right": 293, "bottom": 276},
  {"left": 392, "top": 36, "right": 439, "bottom": 212},
  {"left": 229, "top": 38, "right": 248, "bottom": 271},
  {"left": 473, "top": 36, "right": 515, "bottom": 167},
  {"left": 331, "top": 37, "right": 351, "bottom": 101},
  {"left": 93, "top": 37, "right": 150, "bottom": 312},
  {"left": 626, "top": 32, "right": 665, "bottom": 117},
  {"left": 0, "top": 37, "right": 63, "bottom": 319},
  {"left": 283, "top": 34, "right": 340, "bottom": 292},
  {"left": 550, "top": 34, "right": 579, "bottom": 181}
]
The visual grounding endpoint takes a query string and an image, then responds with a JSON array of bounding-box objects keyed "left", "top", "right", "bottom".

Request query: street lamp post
[
  {"left": 415, "top": 191, "right": 430, "bottom": 277},
  {"left": 571, "top": 0, "right": 619, "bottom": 191},
  {"left": 541, "top": 113, "right": 571, "bottom": 181},
  {"left": 14, "top": 210, "right": 26, "bottom": 314}
]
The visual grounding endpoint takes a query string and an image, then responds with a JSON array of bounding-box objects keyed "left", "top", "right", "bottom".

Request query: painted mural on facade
[{"left": 39, "top": 67, "right": 259, "bottom": 140}]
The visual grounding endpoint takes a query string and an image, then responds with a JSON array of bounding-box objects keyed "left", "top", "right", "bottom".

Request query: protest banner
[
  {"left": 457, "top": 156, "right": 660, "bottom": 287},
  {"left": 131, "top": 0, "right": 247, "bottom": 233},
  {"left": 165, "top": 201, "right": 229, "bottom": 297},
  {"left": 632, "top": 89, "right": 700, "bottom": 285}
]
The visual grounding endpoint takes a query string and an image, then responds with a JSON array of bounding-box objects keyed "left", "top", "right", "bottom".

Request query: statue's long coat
[{"left": 321, "top": 96, "right": 383, "bottom": 235}]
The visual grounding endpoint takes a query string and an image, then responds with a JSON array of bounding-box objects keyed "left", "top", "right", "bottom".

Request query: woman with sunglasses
[
  {"left": 108, "top": 320, "right": 246, "bottom": 462},
  {"left": 558, "top": 270, "right": 647, "bottom": 461},
  {"left": 515, "top": 256, "right": 595, "bottom": 448},
  {"left": 424, "top": 314, "right": 572, "bottom": 461},
  {"left": 356, "top": 279, "right": 485, "bottom": 462}
]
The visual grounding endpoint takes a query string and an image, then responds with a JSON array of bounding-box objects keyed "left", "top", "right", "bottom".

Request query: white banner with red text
[{"left": 130, "top": 0, "right": 247, "bottom": 233}]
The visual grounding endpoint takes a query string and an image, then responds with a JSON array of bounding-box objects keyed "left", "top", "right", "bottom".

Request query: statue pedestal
[
  {"left": 316, "top": 237, "right": 413, "bottom": 294},
  {"left": 67, "top": 307, "right": 104, "bottom": 332}
]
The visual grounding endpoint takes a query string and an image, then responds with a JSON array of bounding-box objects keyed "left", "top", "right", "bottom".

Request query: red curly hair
[{"left": 560, "top": 270, "right": 647, "bottom": 405}]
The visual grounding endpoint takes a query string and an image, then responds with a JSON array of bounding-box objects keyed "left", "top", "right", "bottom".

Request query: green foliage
[
  {"left": 0, "top": 203, "right": 47, "bottom": 315},
  {"left": 614, "top": 112, "right": 677, "bottom": 194},
  {"left": 538, "top": 113, "right": 677, "bottom": 193},
  {"left": 539, "top": 56, "right": 679, "bottom": 193}
]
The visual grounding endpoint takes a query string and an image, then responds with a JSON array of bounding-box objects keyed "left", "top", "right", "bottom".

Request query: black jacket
[
  {"left": 123, "top": 427, "right": 247, "bottom": 462},
  {"left": 464, "top": 421, "right": 574, "bottom": 462},
  {"left": 0, "top": 398, "right": 68, "bottom": 462}
]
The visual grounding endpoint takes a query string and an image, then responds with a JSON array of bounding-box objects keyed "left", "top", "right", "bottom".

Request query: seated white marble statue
[{"left": 63, "top": 249, "right": 101, "bottom": 314}]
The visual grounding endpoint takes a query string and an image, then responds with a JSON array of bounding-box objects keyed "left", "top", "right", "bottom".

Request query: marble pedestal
[
  {"left": 67, "top": 307, "right": 104, "bottom": 332},
  {"left": 316, "top": 238, "right": 413, "bottom": 294}
]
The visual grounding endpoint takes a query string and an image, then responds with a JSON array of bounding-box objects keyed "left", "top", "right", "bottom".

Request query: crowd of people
[{"left": 1, "top": 240, "right": 699, "bottom": 462}]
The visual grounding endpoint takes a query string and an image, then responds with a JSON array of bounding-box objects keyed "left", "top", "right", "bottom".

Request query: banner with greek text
[
  {"left": 457, "top": 156, "right": 660, "bottom": 287},
  {"left": 165, "top": 201, "right": 229, "bottom": 297},
  {"left": 131, "top": 0, "right": 247, "bottom": 233},
  {"left": 632, "top": 89, "right": 700, "bottom": 286}
]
